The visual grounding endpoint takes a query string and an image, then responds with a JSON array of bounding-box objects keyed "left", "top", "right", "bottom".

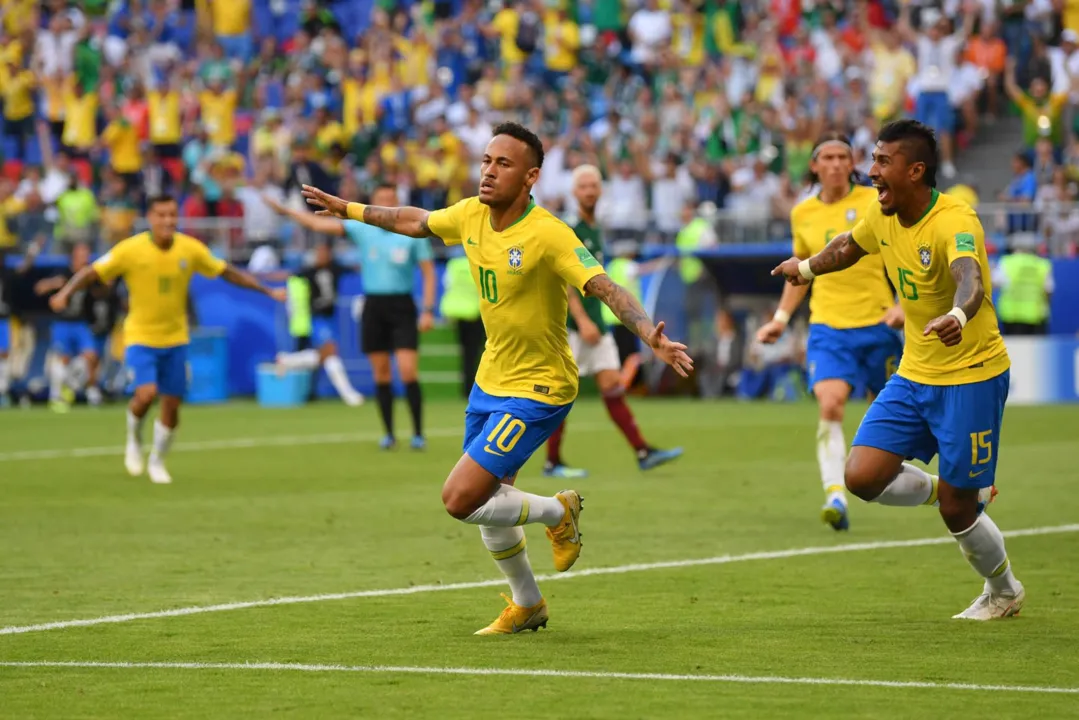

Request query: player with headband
[{"left": 757, "top": 131, "right": 905, "bottom": 531}]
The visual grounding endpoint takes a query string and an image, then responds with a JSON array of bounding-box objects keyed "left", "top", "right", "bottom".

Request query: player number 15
[{"left": 969, "top": 430, "right": 992, "bottom": 466}]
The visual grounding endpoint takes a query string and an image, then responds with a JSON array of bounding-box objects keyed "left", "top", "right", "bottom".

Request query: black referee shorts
[{"left": 361, "top": 294, "right": 419, "bottom": 354}]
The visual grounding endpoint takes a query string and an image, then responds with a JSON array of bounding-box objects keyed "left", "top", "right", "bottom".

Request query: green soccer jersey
[{"left": 567, "top": 219, "right": 607, "bottom": 332}]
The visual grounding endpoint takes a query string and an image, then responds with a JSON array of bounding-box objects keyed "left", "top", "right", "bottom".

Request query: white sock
[
  {"left": 872, "top": 463, "right": 938, "bottom": 506},
  {"left": 952, "top": 514, "right": 1020, "bottom": 595},
  {"left": 463, "top": 484, "right": 566, "bottom": 527},
  {"left": 276, "top": 349, "right": 321, "bottom": 370},
  {"left": 127, "top": 409, "right": 145, "bottom": 447},
  {"left": 0, "top": 358, "right": 9, "bottom": 394},
  {"left": 323, "top": 355, "right": 362, "bottom": 402},
  {"left": 480, "top": 525, "right": 543, "bottom": 607},
  {"left": 149, "top": 420, "right": 174, "bottom": 463},
  {"left": 817, "top": 420, "right": 846, "bottom": 501},
  {"left": 49, "top": 357, "right": 67, "bottom": 400}
]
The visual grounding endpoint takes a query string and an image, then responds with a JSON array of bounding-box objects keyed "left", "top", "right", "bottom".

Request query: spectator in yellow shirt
[
  {"left": 2, "top": 58, "right": 36, "bottom": 160},
  {"left": 209, "top": 0, "right": 252, "bottom": 62},
  {"left": 487, "top": 2, "right": 533, "bottom": 67},
  {"left": 148, "top": 81, "right": 183, "bottom": 158},
  {"left": 61, "top": 81, "right": 99, "bottom": 159},
  {"left": 100, "top": 107, "right": 143, "bottom": 190},
  {"left": 544, "top": 7, "right": 579, "bottom": 87},
  {"left": 199, "top": 78, "right": 238, "bottom": 149}
]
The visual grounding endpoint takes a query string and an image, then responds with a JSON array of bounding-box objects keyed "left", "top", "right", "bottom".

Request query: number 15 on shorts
[{"left": 969, "top": 430, "right": 992, "bottom": 477}]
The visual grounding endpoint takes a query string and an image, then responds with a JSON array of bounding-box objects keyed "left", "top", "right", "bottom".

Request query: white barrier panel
[{"left": 1003, "top": 337, "right": 1079, "bottom": 406}]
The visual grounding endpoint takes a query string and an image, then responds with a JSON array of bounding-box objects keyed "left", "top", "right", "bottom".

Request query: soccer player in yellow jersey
[
  {"left": 49, "top": 195, "right": 286, "bottom": 485},
  {"left": 758, "top": 132, "right": 904, "bottom": 532},
  {"left": 301, "top": 122, "right": 693, "bottom": 635},
  {"left": 774, "top": 120, "right": 1024, "bottom": 620}
]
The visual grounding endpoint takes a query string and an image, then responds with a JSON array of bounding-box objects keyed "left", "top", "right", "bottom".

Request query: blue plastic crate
[
  {"left": 186, "top": 328, "right": 229, "bottom": 404},
  {"left": 256, "top": 364, "right": 311, "bottom": 408}
]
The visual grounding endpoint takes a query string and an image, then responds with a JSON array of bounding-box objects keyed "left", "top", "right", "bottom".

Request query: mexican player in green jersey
[{"left": 543, "top": 165, "right": 684, "bottom": 478}]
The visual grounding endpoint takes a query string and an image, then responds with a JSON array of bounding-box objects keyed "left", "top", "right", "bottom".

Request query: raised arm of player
[
  {"left": 923, "top": 257, "right": 984, "bottom": 347},
  {"left": 584, "top": 273, "right": 693, "bottom": 377},
  {"left": 48, "top": 266, "right": 100, "bottom": 312},
  {"left": 301, "top": 185, "right": 432, "bottom": 239},
  {"left": 221, "top": 266, "right": 287, "bottom": 302},
  {"left": 757, "top": 280, "right": 810, "bottom": 344},
  {"left": 771, "top": 231, "right": 868, "bottom": 286},
  {"left": 263, "top": 194, "right": 347, "bottom": 237}
]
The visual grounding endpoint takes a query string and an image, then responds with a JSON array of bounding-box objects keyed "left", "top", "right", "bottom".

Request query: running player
[
  {"left": 301, "top": 122, "right": 692, "bottom": 634},
  {"left": 0, "top": 241, "right": 39, "bottom": 406},
  {"left": 544, "top": 164, "right": 683, "bottom": 478},
  {"left": 757, "top": 132, "right": 904, "bottom": 531},
  {"left": 266, "top": 188, "right": 435, "bottom": 448},
  {"left": 49, "top": 195, "right": 286, "bottom": 484},
  {"left": 272, "top": 238, "right": 365, "bottom": 406},
  {"left": 772, "top": 120, "right": 1024, "bottom": 620}
]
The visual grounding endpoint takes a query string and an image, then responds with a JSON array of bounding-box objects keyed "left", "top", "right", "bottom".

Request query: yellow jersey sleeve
[
  {"left": 546, "top": 222, "right": 605, "bottom": 293},
  {"left": 93, "top": 242, "right": 130, "bottom": 282},
  {"left": 426, "top": 199, "right": 470, "bottom": 246},
  {"left": 940, "top": 208, "right": 984, "bottom": 267},
  {"left": 851, "top": 207, "right": 881, "bottom": 255},
  {"left": 190, "top": 239, "right": 227, "bottom": 277}
]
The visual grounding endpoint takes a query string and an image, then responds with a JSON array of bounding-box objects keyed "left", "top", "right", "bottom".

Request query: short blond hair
[{"left": 571, "top": 164, "right": 602, "bottom": 186}]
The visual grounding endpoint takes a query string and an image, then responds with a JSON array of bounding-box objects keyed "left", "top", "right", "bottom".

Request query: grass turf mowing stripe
[
  {"left": 3, "top": 523, "right": 1075, "bottom": 637},
  {"left": 1, "top": 661, "right": 1076, "bottom": 695}
]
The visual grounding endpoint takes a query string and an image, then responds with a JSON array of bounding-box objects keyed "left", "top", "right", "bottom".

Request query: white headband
[{"left": 811, "top": 139, "right": 853, "bottom": 161}]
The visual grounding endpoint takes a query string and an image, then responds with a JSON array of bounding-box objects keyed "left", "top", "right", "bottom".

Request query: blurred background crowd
[{"left": 0, "top": 0, "right": 1074, "bottom": 405}]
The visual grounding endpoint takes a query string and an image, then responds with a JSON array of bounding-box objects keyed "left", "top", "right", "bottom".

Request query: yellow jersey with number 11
[
  {"left": 427, "top": 197, "right": 605, "bottom": 405},
  {"left": 792, "top": 184, "right": 893, "bottom": 328},
  {"left": 92, "top": 232, "right": 226, "bottom": 348},
  {"left": 851, "top": 190, "right": 1009, "bottom": 385}
]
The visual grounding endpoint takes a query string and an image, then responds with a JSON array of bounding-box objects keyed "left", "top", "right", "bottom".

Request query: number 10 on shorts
[
  {"left": 488, "top": 413, "right": 526, "bottom": 453},
  {"left": 970, "top": 430, "right": 992, "bottom": 466}
]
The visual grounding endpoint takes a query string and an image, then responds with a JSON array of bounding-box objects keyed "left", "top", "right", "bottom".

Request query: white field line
[
  {"left": 2, "top": 523, "right": 1075, "bottom": 637},
  {"left": 0, "top": 661, "right": 1076, "bottom": 695}
]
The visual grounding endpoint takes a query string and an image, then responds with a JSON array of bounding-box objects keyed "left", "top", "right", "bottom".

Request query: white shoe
[
  {"left": 147, "top": 458, "right": 172, "bottom": 485},
  {"left": 952, "top": 582, "right": 1025, "bottom": 620},
  {"left": 344, "top": 393, "right": 365, "bottom": 407},
  {"left": 86, "top": 386, "right": 103, "bottom": 407},
  {"left": 125, "top": 442, "right": 145, "bottom": 477}
]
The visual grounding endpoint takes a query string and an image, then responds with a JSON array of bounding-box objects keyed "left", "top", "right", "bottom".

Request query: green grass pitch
[{"left": 1, "top": 398, "right": 1077, "bottom": 718}]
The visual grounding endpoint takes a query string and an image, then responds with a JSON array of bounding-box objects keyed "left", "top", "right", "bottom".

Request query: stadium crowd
[{"left": 2, "top": 0, "right": 1078, "bottom": 258}]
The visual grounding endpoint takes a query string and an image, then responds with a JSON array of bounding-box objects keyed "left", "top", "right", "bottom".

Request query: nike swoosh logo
[
  {"left": 511, "top": 607, "right": 545, "bottom": 632},
  {"left": 969, "top": 469, "right": 988, "bottom": 478},
  {"left": 466, "top": 237, "right": 477, "bottom": 245},
  {"left": 879, "top": 240, "right": 888, "bottom": 246},
  {"left": 483, "top": 445, "right": 504, "bottom": 456}
]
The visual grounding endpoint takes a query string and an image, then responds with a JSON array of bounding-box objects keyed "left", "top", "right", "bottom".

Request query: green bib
[
  {"left": 287, "top": 276, "right": 312, "bottom": 338},
  {"left": 997, "top": 254, "right": 1051, "bottom": 325},
  {"left": 440, "top": 256, "right": 481, "bottom": 321}
]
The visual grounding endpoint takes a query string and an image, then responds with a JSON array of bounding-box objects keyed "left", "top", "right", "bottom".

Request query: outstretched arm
[
  {"left": 923, "top": 257, "right": 984, "bottom": 347},
  {"left": 584, "top": 273, "right": 693, "bottom": 377},
  {"left": 221, "top": 266, "right": 287, "bottom": 302},
  {"left": 300, "top": 184, "right": 432, "bottom": 238},
  {"left": 771, "top": 231, "right": 868, "bottom": 286},
  {"left": 264, "top": 194, "right": 346, "bottom": 236},
  {"left": 48, "top": 266, "right": 100, "bottom": 312}
]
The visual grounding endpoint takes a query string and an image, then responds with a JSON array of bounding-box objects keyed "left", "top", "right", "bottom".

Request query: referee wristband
[
  {"left": 772, "top": 309, "right": 791, "bottom": 326},
  {"left": 947, "top": 307, "right": 968, "bottom": 328},
  {"left": 797, "top": 259, "right": 815, "bottom": 280},
  {"left": 346, "top": 202, "right": 367, "bottom": 222}
]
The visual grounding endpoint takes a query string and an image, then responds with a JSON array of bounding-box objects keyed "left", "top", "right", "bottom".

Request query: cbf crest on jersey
[
  {"left": 508, "top": 246, "right": 523, "bottom": 275},
  {"left": 918, "top": 239, "right": 932, "bottom": 269}
]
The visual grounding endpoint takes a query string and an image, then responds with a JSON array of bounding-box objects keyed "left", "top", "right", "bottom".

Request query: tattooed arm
[
  {"left": 584, "top": 274, "right": 653, "bottom": 341},
  {"left": 922, "top": 257, "right": 984, "bottom": 347},
  {"left": 771, "top": 231, "right": 868, "bottom": 286},
  {"left": 299, "top": 184, "right": 432, "bottom": 238},
  {"left": 584, "top": 273, "right": 694, "bottom": 376}
]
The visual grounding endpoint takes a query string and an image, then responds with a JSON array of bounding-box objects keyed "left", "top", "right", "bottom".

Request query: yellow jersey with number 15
[
  {"left": 92, "top": 232, "right": 226, "bottom": 348},
  {"left": 792, "top": 184, "right": 893, "bottom": 328},
  {"left": 427, "top": 197, "right": 605, "bottom": 405},
  {"left": 851, "top": 190, "right": 1009, "bottom": 386}
]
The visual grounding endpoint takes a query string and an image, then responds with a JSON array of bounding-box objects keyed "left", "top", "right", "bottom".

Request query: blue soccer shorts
[
  {"left": 807, "top": 323, "right": 903, "bottom": 395},
  {"left": 51, "top": 320, "right": 98, "bottom": 358},
  {"left": 0, "top": 318, "right": 9, "bottom": 353},
  {"left": 312, "top": 316, "right": 337, "bottom": 348},
  {"left": 853, "top": 370, "right": 1010, "bottom": 489},
  {"left": 463, "top": 385, "right": 574, "bottom": 479},
  {"left": 125, "top": 344, "right": 189, "bottom": 397}
]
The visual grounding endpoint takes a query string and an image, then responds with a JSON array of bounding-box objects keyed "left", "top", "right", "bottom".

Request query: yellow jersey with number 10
[
  {"left": 792, "top": 184, "right": 893, "bottom": 328},
  {"left": 851, "top": 190, "right": 1009, "bottom": 385},
  {"left": 427, "top": 197, "right": 605, "bottom": 405},
  {"left": 92, "top": 232, "right": 226, "bottom": 348}
]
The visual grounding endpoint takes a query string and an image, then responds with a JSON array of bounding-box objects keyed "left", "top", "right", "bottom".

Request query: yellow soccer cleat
[
  {"left": 474, "top": 593, "right": 549, "bottom": 635},
  {"left": 546, "top": 490, "right": 583, "bottom": 572}
]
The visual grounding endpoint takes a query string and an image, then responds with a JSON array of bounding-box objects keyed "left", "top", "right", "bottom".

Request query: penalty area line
[
  {"left": 2, "top": 523, "right": 1076, "bottom": 637},
  {"left": 0, "top": 661, "right": 1076, "bottom": 695}
]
